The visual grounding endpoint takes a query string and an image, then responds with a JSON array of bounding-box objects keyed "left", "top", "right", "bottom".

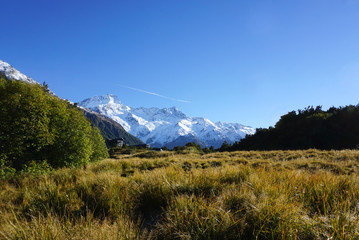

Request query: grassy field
[{"left": 1, "top": 149, "right": 359, "bottom": 239}]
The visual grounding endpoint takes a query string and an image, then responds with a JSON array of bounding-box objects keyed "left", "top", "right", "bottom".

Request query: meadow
[{"left": 1, "top": 149, "right": 359, "bottom": 239}]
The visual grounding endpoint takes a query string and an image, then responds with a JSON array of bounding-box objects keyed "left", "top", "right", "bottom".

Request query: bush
[
  {"left": 0, "top": 77, "right": 108, "bottom": 172},
  {"left": 0, "top": 155, "right": 16, "bottom": 180}
]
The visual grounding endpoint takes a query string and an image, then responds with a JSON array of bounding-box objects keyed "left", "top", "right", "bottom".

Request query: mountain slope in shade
[
  {"left": 0, "top": 60, "right": 142, "bottom": 144},
  {"left": 78, "top": 94, "right": 255, "bottom": 148},
  {"left": 82, "top": 109, "right": 143, "bottom": 144}
]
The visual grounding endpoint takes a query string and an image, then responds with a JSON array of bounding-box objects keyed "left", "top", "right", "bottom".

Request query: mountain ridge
[
  {"left": 0, "top": 60, "right": 37, "bottom": 84},
  {"left": 78, "top": 94, "right": 255, "bottom": 148}
]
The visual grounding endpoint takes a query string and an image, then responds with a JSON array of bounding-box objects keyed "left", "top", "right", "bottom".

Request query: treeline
[
  {"left": 0, "top": 76, "right": 108, "bottom": 178},
  {"left": 221, "top": 105, "right": 359, "bottom": 151}
]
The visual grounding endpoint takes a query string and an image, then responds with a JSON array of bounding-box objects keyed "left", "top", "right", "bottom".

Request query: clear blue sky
[{"left": 2, "top": 0, "right": 359, "bottom": 128}]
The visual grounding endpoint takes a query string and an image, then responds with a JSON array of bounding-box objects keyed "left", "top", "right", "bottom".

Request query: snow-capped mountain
[
  {"left": 0, "top": 60, "right": 37, "bottom": 84},
  {"left": 78, "top": 94, "right": 255, "bottom": 148},
  {"left": 1, "top": 60, "right": 254, "bottom": 148}
]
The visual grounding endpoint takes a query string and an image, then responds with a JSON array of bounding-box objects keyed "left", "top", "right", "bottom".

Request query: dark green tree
[
  {"left": 232, "top": 105, "right": 359, "bottom": 151},
  {"left": 219, "top": 141, "right": 231, "bottom": 152},
  {"left": 0, "top": 77, "right": 108, "bottom": 172}
]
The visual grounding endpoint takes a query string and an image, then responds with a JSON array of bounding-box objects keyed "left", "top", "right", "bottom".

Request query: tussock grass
[{"left": 1, "top": 149, "right": 359, "bottom": 239}]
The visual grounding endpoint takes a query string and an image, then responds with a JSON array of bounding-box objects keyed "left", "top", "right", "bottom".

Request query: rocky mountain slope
[{"left": 82, "top": 109, "right": 143, "bottom": 144}]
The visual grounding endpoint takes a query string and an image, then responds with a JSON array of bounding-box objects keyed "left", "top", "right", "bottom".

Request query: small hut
[
  {"left": 107, "top": 138, "right": 125, "bottom": 148},
  {"left": 134, "top": 144, "right": 151, "bottom": 149}
]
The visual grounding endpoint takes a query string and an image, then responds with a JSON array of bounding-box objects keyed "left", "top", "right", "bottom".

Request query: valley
[{"left": 2, "top": 1, "right": 359, "bottom": 238}]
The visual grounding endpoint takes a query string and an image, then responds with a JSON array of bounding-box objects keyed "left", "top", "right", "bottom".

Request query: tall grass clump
[{"left": 152, "top": 195, "right": 240, "bottom": 240}]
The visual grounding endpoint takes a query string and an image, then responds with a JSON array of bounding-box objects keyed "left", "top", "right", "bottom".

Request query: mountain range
[
  {"left": 1, "top": 60, "right": 254, "bottom": 148},
  {"left": 78, "top": 95, "right": 255, "bottom": 148}
]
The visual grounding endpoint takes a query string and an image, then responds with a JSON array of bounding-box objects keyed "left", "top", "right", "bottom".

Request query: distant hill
[{"left": 82, "top": 109, "right": 143, "bottom": 145}]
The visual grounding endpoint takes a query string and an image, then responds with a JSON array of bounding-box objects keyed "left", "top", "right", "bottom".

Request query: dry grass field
[{"left": 1, "top": 149, "right": 359, "bottom": 239}]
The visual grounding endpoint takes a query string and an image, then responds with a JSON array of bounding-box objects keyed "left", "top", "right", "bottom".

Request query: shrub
[{"left": 0, "top": 78, "right": 108, "bottom": 172}]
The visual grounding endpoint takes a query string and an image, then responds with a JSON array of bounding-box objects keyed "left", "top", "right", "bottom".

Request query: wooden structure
[{"left": 107, "top": 138, "right": 125, "bottom": 148}]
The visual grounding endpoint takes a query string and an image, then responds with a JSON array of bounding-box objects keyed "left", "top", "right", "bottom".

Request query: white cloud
[{"left": 119, "top": 85, "right": 191, "bottom": 103}]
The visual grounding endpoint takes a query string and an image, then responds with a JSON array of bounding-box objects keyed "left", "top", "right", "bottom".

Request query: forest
[{"left": 224, "top": 105, "right": 359, "bottom": 151}]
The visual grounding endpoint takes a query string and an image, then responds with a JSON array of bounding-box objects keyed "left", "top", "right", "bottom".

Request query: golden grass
[{"left": 1, "top": 149, "right": 359, "bottom": 239}]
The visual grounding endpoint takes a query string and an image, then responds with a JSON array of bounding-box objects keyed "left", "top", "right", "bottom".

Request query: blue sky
[{"left": 2, "top": 0, "right": 359, "bottom": 128}]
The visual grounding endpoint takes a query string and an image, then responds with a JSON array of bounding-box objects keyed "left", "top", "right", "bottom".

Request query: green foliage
[
  {"left": 89, "top": 127, "right": 109, "bottom": 162},
  {"left": 219, "top": 141, "right": 231, "bottom": 152},
  {"left": 0, "top": 155, "right": 16, "bottom": 180},
  {"left": 0, "top": 77, "right": 108, "bottom": 172},
  {"left": 20, "top": 160, "right": 53, "bottom": 176},
  {"left": 173, "top": 142, "right": 204, "bottom": 154},
  {"left": 202, "top": 146, "right": 215, "bottom": 154},
  {"left": 232, "top": 105, "right": 359, "bottom": 150}
]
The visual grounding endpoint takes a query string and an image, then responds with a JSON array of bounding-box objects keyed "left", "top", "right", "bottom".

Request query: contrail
[{"left": 119, "top": 85, "right": 191, "bottom": 103}]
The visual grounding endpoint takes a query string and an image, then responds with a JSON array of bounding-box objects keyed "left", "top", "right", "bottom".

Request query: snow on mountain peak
[
  {"left": 0, "top": 60, "right": 37, "bottom": 84},
  {"left": 78, "top": 94, "right": 255, "bottom": 148},
  {"left": 79, "top": 94, "right": 127, "bottom": 109}
]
